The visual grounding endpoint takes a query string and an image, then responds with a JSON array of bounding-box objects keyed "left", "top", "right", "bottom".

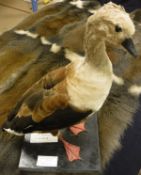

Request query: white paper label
[
  {"left": 36, "top": 156, "right": 58, "bottom": 167},
  {"left": 30, "top": 133, "right": 58, "bottom": 143}
]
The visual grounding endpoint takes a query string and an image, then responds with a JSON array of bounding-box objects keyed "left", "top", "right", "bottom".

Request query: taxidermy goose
[{"left": 2, "top": 2, "right": 136, "bottom": 136}]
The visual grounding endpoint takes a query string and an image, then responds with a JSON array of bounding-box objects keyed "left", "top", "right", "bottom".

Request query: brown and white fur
[{"left": 0, "top": 1, "right": 141, "bottom": 175}]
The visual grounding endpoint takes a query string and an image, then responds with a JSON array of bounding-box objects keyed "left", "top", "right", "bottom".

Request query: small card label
[
  {"left": 36, "top": 156, "right": 58, "bottom": 167},
  {"left": 30, "top": 133, "right": 58, "bottom": 143}
]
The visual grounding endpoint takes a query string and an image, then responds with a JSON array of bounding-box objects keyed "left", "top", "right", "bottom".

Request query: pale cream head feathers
[{"left": 86, "top": 2, "right": 135, "bottom": 46}]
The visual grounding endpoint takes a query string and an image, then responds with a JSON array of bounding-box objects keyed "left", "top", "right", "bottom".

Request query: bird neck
[{"left": 84, "top": 33, "right": 112, "bottom": 73}]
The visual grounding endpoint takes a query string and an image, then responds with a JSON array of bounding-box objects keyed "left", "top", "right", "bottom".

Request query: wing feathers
[
  {"left": 32, "top": 88, "right": 69, "bottom": 122},
  {"left": 42, "top": 66, "right": 67, "bottom": 89},
  {"left": 23, "top": 106, "right": 92, "bottom": 133},
  {"left": 7, "top": 66, "right": 67, "bottom": 121},
  {"left": 2, "top": 104, "right": 92, "bottom": 134}
]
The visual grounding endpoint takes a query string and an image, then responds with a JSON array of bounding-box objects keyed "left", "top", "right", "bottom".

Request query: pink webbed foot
[
  {"left": 60, "top": 135, "right": 81, "bottom": 162},
  {"left": 69, "top": 122, "right": 86, "bottom": 135}
]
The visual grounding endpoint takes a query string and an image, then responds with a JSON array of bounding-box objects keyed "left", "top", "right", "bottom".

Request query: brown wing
[
  {"left": 2, "top": 77, "right": 92, "bottom": 134},
  {"left": 7, "top": 66, "right": 67, "bottom": 121},
  {"left": 17, "top": 80, "right": 69, "bottom": 122}
]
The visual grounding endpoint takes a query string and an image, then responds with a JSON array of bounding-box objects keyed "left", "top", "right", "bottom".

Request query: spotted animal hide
[{"left": 0, "top": 1, "right": 141, "bottom": 175}]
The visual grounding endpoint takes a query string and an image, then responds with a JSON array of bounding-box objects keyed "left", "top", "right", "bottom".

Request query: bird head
[{"left": 86, "top": 2, "right": 137, "bottom": 57}]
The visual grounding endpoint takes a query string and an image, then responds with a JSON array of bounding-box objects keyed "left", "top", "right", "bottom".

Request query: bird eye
[{"left": 115, "top": 25, "right": 122, "bottom": 32}]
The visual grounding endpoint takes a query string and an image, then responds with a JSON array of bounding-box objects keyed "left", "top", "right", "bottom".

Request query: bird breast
[{"left": 67, "top": 63, "right": 113, "bottom": 111}]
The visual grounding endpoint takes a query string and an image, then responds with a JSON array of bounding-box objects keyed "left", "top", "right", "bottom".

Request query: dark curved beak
[{"left": 122, "top": 38, "right": 138, "bottom": 58}]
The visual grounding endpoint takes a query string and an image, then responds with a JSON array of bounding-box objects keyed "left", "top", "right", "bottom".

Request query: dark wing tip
[{"left": 2, "top": 116, "right": 37, "bottom": 135}]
